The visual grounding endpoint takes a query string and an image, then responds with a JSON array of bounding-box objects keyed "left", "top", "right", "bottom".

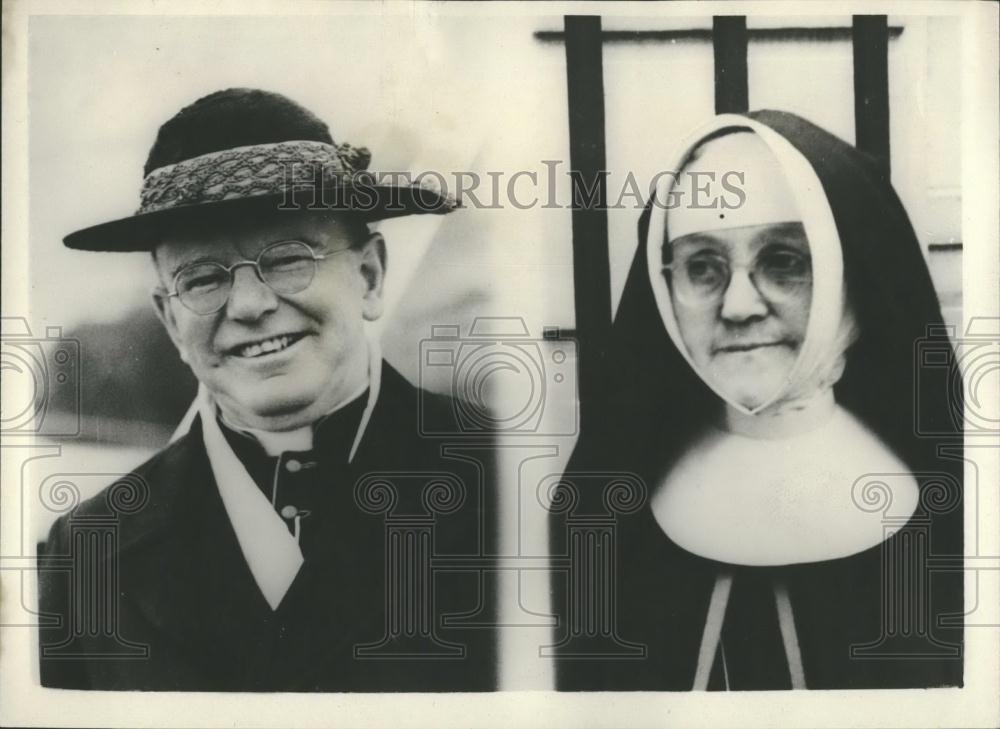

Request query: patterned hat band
[{"left": 137, "top": 140, "right": 379, "bottom": 214}]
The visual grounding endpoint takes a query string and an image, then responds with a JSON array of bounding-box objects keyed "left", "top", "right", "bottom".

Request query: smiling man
[
  {"left": 38, "top": 89, "right": 497, "bottom": 691},
  {"left": 152, "top": 212, "right": 379, "bottom": 434}
]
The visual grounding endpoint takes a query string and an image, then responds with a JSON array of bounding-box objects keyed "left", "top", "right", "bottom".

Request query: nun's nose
[{"left": 719, "top": 269, "right": 768, "bottom": 322}]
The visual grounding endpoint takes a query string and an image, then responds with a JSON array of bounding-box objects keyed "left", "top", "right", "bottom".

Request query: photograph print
[{"left": 1, "top": 1, "right": 998, "bottom": 727}]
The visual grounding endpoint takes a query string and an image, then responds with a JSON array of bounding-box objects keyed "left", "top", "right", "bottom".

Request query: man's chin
[{"left": 220, "top": 387, "right": 322, "bottom": 429}]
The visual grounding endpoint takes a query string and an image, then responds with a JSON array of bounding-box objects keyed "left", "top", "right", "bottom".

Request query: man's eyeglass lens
[
  {"left": 172, "top": 240, "right": 330, "bottom": 314},
  {"left": 664, "top": 247, "right": 811, "bottom": 306}
]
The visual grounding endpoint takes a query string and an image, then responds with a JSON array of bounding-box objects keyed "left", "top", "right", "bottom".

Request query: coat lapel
[{"left": 118, "top": 419, "right": 280, "bottom": 687}]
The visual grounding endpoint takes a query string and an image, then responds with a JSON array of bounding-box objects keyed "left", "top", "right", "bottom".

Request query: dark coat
[
  {"left": 550, "top": 110, "right": 964, "bottom": 691},
  {"left": 39, "top": 363, "right": 498, "bottom": 691}
]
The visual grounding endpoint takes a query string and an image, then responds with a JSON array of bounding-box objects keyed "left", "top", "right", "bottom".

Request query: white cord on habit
[
  {"left": 692, "top": 573, "right": 807, "bottom": 690},
  {"left": 693, "top": 572, "right": 733, "bottom": 690},
  {"left": 773, "top": 580, "right": 807, "bottom": 689}
]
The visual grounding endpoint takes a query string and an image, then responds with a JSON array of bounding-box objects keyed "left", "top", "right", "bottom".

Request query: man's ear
[
  {"left": 358, "top": 232, "right": 386, "bottom": 322},
  {"left": 151, "top": 289, "right": 190, "bottom": 364}
]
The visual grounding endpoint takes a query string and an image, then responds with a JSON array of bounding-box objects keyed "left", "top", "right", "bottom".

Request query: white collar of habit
[{"left": 193, "top": 334, "right": 383, "bottom": 610}]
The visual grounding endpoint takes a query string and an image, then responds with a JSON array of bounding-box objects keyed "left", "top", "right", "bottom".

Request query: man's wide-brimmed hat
[{"left": 63, "top": 88, "right": 457, "bottom": 252}]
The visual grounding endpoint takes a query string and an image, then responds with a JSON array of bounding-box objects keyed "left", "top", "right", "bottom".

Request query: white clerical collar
[{"left": 195, "top": 336, "right": 383, "bottom": 610}]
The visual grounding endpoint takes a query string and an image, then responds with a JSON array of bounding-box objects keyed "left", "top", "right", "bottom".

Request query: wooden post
[
  {"left": 852, "top": 15, "right": 891, "bottom": 177},
  {"left": 713, "top": 16, "right": 749, "bottom": 113},
  {"left": 564, "top": 15, "right": 612, "bottom": 431}
]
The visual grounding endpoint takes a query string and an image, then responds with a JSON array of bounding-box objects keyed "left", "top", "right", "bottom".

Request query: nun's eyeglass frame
[
  {"left": 661, "top": 247, "right": 812, "bottom": 308},
  {"left": 164, "top": 240, "right": 350, "bottom": 315}
]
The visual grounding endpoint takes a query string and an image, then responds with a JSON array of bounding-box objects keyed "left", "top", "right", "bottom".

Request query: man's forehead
[{"left": 154, "top": 210, "right": 356, "bottom": 261}]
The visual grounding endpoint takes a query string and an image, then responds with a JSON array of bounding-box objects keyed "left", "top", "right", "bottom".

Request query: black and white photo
[{"left": 1, "top": 1, "right": 997, "bottom": 727}]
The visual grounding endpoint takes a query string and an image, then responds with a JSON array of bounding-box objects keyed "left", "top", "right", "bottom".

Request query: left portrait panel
[{"left": 10, "top": 10, "right": 531, "bottom": 694}]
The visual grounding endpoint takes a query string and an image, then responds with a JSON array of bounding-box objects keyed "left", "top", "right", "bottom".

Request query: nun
[{"left": 550, "top": 110, "right": 963, "bottom": 691}]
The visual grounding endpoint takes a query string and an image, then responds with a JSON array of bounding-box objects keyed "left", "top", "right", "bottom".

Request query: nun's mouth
[{"left": 715, "top": 341, "right": 792, "bottom": 354}]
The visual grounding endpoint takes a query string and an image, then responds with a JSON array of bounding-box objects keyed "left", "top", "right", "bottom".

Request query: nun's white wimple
[{"left": 645, "top": 115, "right": 854, "bottom": 417}]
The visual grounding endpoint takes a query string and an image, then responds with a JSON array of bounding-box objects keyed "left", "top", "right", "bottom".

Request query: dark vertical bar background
[
  {"left": 713, "top": 16, "right": 749, "bottom": 113},
  {"left": 564, "top": 15, "right": 612, "bottom": 431},
  {"left": 852, "top": 15, "right": 891, "bottom": 177}
]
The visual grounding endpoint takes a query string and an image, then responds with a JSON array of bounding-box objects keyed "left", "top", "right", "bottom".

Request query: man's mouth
[{"left": 228, "top": 333, "right": 306, "bottom": 359}]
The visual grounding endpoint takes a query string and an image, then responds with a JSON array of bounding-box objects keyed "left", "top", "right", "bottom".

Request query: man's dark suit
[{"left": 38, "top": 363, "right": 498, "bottom": 691}]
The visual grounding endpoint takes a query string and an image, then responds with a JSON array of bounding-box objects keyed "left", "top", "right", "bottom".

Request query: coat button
[
  {"left": 280, "top": 505, "right": 298, "bottom": 519},
  {"left": 285, "top": 458, "right": 302, "bottom": 473}
]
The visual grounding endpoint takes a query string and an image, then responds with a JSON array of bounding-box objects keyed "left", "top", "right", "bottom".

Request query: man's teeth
[{"left": 237, "top": 335, "right": 296, "bottom": 358}]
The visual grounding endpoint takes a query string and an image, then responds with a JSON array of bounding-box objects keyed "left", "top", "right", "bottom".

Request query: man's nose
[
  {"left": 224, "top": 264, "right": 279, "bottom": 320},
  {"left": 719, "top": 268, "right": 768, "bottom": 323}
]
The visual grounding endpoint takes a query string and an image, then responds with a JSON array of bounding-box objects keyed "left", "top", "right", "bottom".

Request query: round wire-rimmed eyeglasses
[
  {"left": 164, "top": 239, "right": 351, "bottom": 315},
  {"left": 661, "top": 246, "right": 812, "bottom": 309}
]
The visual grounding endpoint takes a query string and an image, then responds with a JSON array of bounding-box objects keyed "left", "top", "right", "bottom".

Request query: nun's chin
[{"left": 706, "top": 345, "right": 798, "bottom": 409}]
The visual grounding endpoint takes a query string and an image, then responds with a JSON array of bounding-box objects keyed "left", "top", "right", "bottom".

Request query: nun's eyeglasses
[
  {"left": 662, "top": 246, "right": 812, "bottom": 307},
  {"left": 164, "top": 240, "right": 350, "bottom": 315}
]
